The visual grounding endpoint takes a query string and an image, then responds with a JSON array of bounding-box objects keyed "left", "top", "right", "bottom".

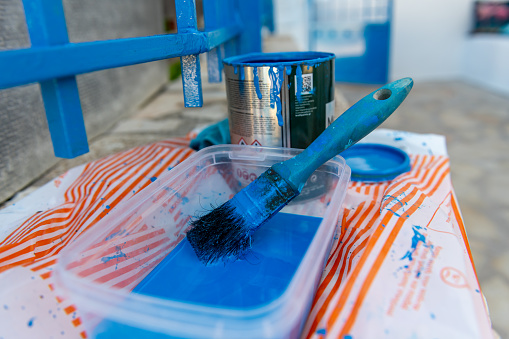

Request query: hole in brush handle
[{"left": 373, "top": 88, "right": 392, "bottom": 100}]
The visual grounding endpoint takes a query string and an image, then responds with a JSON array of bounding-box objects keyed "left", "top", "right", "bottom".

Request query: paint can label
[{"left": 223, "top": 52, "right": 336, "bottom": 149}]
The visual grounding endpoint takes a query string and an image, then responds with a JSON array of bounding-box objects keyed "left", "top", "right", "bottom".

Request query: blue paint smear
[
  {"left": 401, "top": 226, "right": 426, "bottom": 261},
  {"left": 239, "top": 66, "right": 245, "bottom": 81},
  {"left": 362, "top": 114, "right": 379, "bottom": 127},
  {"left": 316, "top": 328, "right": 327, "bottom": 335},
  {"left": 295, "top": 65, "right": 303, "bottom": 102},
  {"left": 27, "top": 317, "right": 35, "bottom": 327},
  {"left": 104, "top": 229, "right": 125, "bottom": 242},
  {"left": 150, "top": 177, "right": 157, "bottom": 182},
  {"left": 344, "top": 335, "right": 353, "bottom": 339},
  {"left": 430, "top": 313, "right": 436, "bottom": 319},
  {"left": 268, "top": 66, "right": 285, "bottom": 126},
  {"left": 252, "top": 67, "right": 262, "bottom": 100},
  {"left": 93, "top": 213, "right": 321, "bottom": 337},
  {"left": 101, "top": 248, "right": 127, "bottom": 263}
]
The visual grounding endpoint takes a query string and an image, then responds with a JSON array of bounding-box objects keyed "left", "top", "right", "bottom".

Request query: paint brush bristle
[{"left": 187, "top": 168, "right": 297, "bottom": 265}]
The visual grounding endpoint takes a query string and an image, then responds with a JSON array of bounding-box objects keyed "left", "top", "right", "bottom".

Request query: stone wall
[{"left": 0, "top": 0, "right": 168, "bottom": 203}]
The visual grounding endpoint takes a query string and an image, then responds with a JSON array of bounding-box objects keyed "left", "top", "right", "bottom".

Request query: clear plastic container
[{"left": 55, "top": 145, "right": 350, "bottom": 339}]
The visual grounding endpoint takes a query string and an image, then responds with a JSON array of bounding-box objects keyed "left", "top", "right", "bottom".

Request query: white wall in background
[
  {"left": 273, "top": 0, "right": 509, "bottom": 96},
  {"left": 274, "top": 0, "right": 476, "bottom": 81},
  {"left": 389, "top": 0, "right": 473, "bottom": 81},
  {"left": 272, "top": 0, "right": 309, "bottom": 51},
  {"left": 462, "top": 35, "right": 509, "bottom": 96}
]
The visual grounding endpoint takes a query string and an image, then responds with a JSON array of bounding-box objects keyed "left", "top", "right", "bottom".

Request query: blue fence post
[
  {"left": 263, "top": 0, "right": 275, "bottom": 33},
  {"left": 22, "top": 0, "right": 89, "bottom": 158},
  {"left": 237, "top": 0, "right": 263, "bottom": 54},
  {"left": 1, "top": 0, "right": 271, "bottom": 158},
  {"left": 203, "top": 0, "right": 223, "bottom": 82},
  {"left": 175, "top": 0, "right": 203, "bottom": 107}
]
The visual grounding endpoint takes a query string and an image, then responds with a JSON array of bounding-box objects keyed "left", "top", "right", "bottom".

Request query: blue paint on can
[
  {"left": 268, "top": 66, "right": 285, "bottom": 126},
  {"left": 252, "top": 67, "right": 262, "bottom": 100},
  {"left": 223, "top": 52, "right": 336, "bottom": 148},
  {"left": 295, "top": 65, "right": 303, "bottom": 102}
]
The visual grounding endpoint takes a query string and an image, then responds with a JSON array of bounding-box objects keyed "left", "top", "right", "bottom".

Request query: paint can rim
[{"left": 223, "top": 51, "right": 335, "bottom": 67}]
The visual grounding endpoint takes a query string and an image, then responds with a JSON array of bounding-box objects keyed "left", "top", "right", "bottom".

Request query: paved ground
[{"left": 3, "top": 36, "right": 508, "bottom": 337}]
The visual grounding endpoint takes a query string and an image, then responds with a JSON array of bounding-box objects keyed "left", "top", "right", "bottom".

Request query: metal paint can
[
  {"left": 222, "top": 51, "right": 336, "bottom": 148},
  {"left": 223, "top": 52, "right": 336, "bottom": 201}
]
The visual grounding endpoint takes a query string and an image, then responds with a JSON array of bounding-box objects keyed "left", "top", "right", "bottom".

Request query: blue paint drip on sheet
[
  {"left": 101, "top": 247, "right": 127, "bottom": 263},
  {"left": 401, "top": 226, "right": 426, "bottom": 261}
]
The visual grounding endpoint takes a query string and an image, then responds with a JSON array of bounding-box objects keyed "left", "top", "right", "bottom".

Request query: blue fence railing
[{"left": 0, "top": 0, "right": 273, "bottom": 158}]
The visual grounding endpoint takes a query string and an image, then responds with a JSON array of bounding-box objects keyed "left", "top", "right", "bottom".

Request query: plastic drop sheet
[{"left": 0, "top": 130, "right": 493, "bottom": 339}]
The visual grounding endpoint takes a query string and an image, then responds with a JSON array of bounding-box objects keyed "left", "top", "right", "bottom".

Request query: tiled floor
[{"left": 3, "top": 37, "right": 508, "bottom": 337}]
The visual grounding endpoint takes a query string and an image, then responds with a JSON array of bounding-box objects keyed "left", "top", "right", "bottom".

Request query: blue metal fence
[{"left": 0, "top": 0, "right": 273, "bottom": 158}]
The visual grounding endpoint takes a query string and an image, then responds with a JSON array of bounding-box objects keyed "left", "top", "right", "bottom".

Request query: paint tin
[{"left": 223, "top": 51, "right": 336, "bottom": 148}]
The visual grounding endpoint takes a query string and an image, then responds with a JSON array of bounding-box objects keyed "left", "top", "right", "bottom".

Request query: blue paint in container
[
  {"left": 93, "top": 213, "right": 320, "bottom": 337},
  {"left": 55, "top": 145, "right": 351, "bottom": 339}
]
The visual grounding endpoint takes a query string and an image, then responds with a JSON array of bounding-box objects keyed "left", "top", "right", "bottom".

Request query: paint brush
[{"left": 187, "top": 78, "right": 414, "bottom": 265}]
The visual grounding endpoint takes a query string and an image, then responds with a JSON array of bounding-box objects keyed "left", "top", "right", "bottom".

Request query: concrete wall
[
  {"left": 462, "top": 35, "right": 509, "bottom": 96},
  {"left": 0, "top": 0, "right": 167, "bottom": 203}
]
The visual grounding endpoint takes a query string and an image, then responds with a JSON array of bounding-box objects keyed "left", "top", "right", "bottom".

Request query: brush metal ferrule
[{"left": 234, "top": 167, "right": 298, "bottom": 232}]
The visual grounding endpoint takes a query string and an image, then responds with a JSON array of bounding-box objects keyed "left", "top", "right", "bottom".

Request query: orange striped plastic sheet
[{"left": 0, "top": 130, "right": 493, "bottom": 338}]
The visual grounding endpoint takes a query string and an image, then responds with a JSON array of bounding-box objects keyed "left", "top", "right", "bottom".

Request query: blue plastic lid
[{"left": 340, "top": 143, "right": 411, "bottom": 182}]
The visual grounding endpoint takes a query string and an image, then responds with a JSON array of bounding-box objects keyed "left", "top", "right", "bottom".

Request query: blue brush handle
[{"left": 272, "top": 77, "right": 414, "bottom": 192}]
